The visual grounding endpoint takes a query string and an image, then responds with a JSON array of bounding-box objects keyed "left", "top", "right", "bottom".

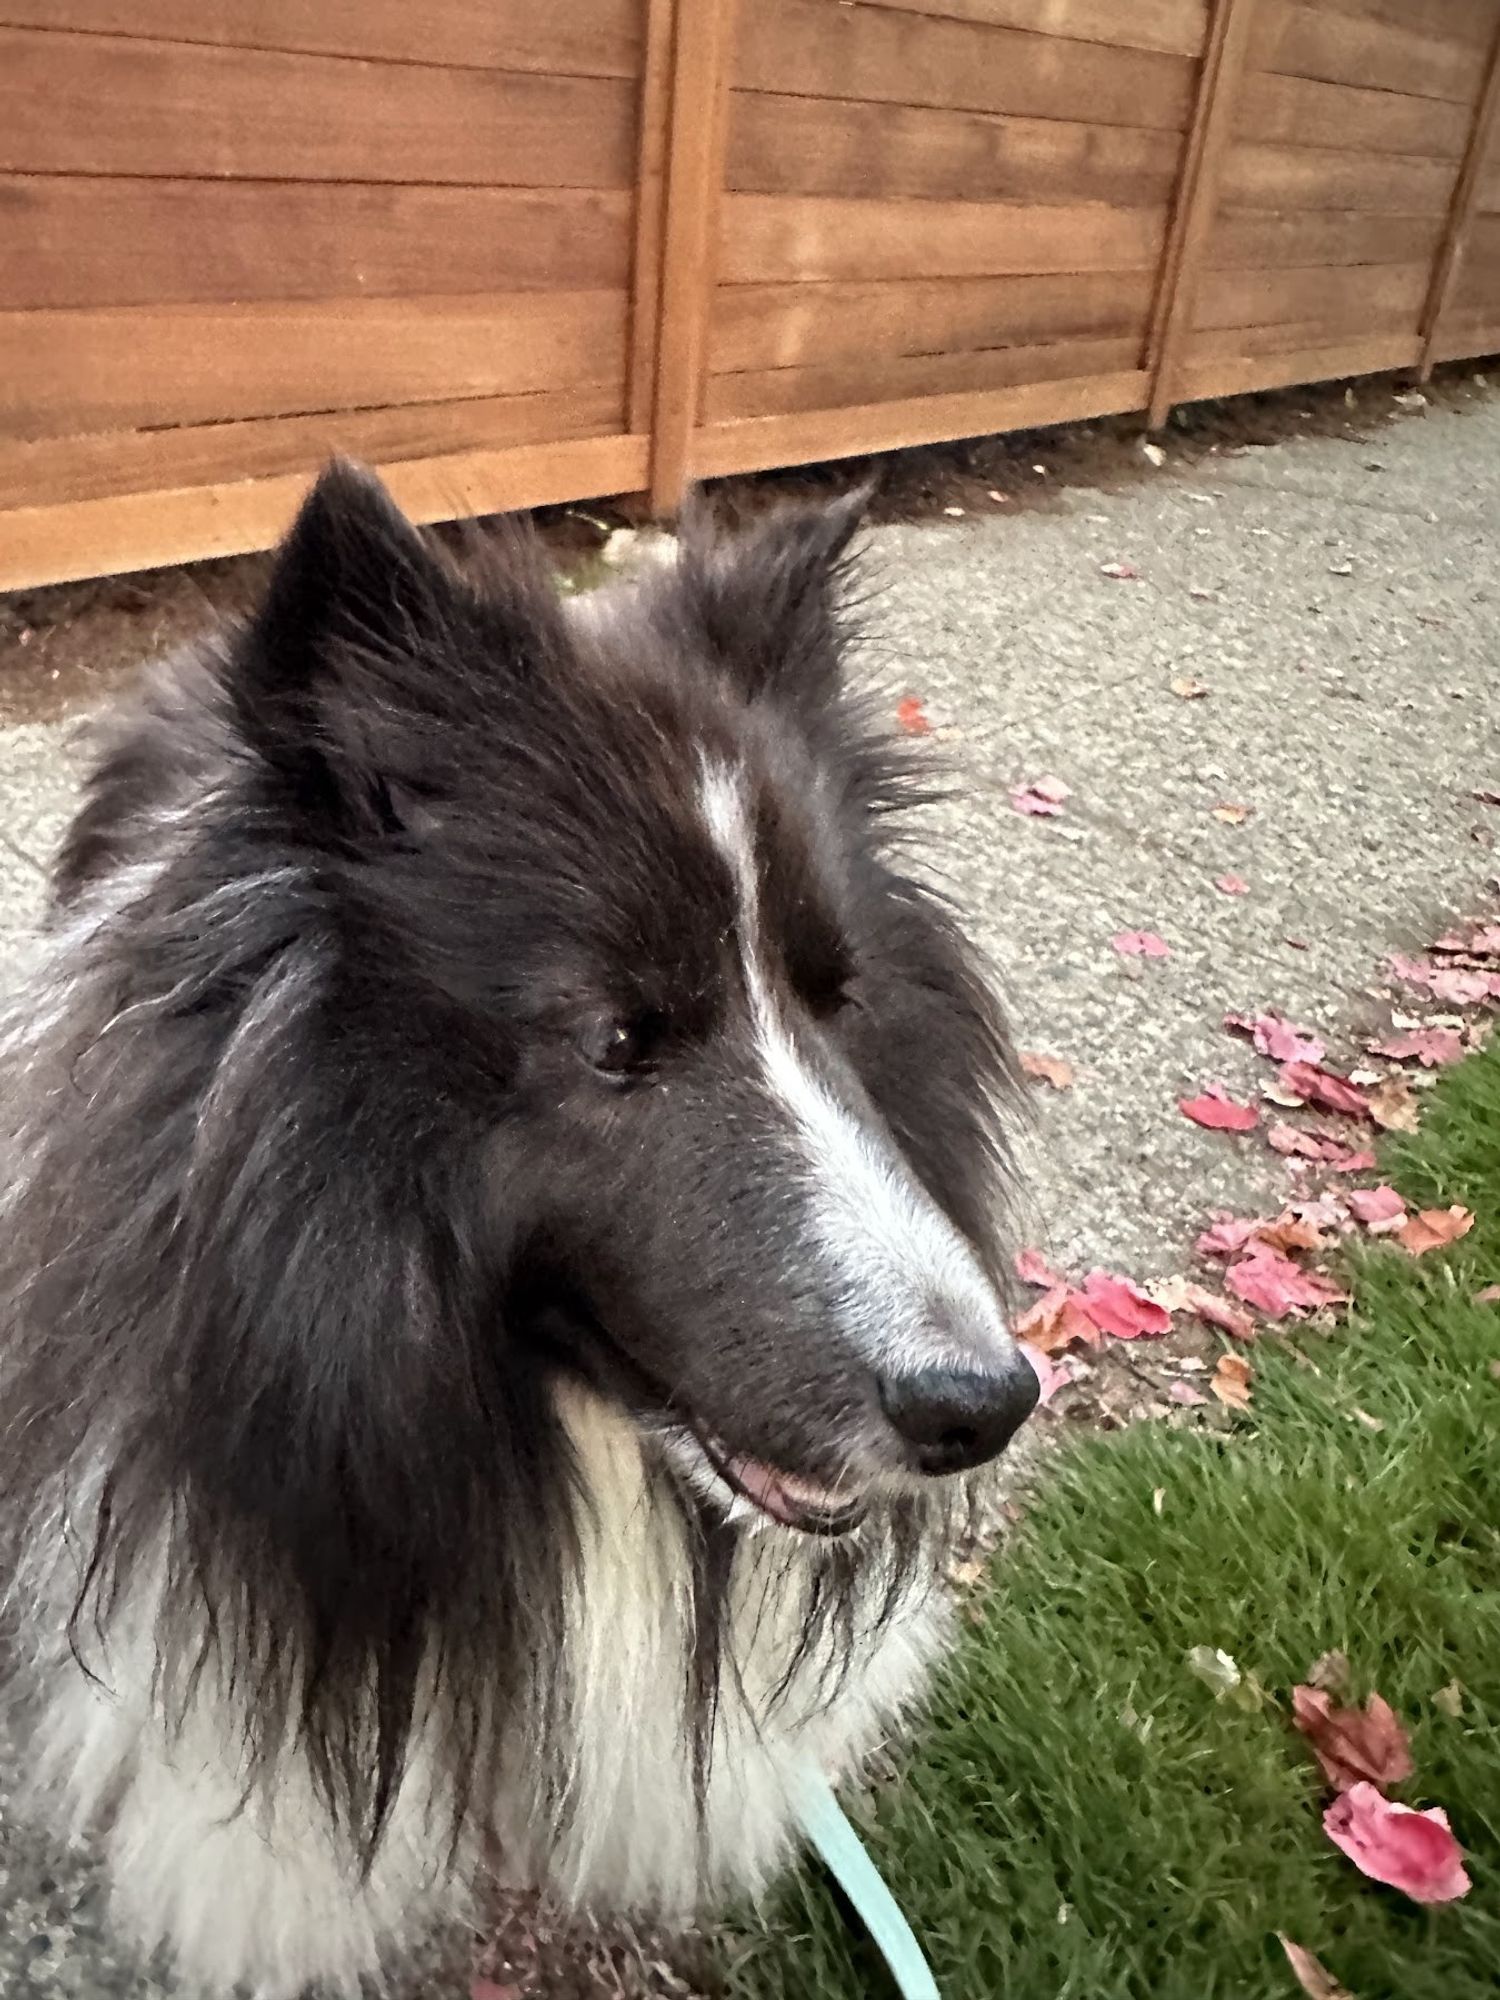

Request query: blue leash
[{"left": 791, "top": 1763, "right": 941, "bottom": 2000}]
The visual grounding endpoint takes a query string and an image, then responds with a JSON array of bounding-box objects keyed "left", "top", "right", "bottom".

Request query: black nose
[{"left": 878, "top": 1361, "right": 1039, "bottom": 1475}]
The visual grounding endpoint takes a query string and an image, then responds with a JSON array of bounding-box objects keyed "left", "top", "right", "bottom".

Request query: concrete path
[{"left": 0, "top": 387, "right": 1497, "bottom": 1996}]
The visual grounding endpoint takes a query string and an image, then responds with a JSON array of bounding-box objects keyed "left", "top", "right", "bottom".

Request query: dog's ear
[
  {"left": 233, "top": 460, "right": 556, "bottom": 835},
  {"left": 673, "top": 486, "right": 870, "bottom": 704}
]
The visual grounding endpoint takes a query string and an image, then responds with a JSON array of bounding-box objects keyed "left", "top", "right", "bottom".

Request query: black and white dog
[{"left": 0, "top": 465, "right": 1035, "bottom": 1996}]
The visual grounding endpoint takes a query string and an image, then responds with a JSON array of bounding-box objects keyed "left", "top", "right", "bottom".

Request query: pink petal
[
  {"left": 896, "top": 696, "right": 932, "bottom": 736},
  {"left": 1266, "top": 1121, "right": 1327, "bottom": 1159},
  {"left": 1078, "top": 1270, "right": 1172, "bottom": 1341},
  {"left": 1226, "top": 1244, "right": 1349, "bottom": 1319},
  {"left": 1196, "top": 1214, "right": 1263, "bottom": 1259},
  {"left": 1180, "top": 1089, "right": 1259, "bottom": 1132},
  {"left": 1100, "top": 560, "right": 1140, "bottom": 580},
  {"left": 1225, "top": 1009, "right": 1326, "bottom": 1064},
  {"left": 1345, "top": 1186, "right": 1409, "bottom": 1235},
  {"left": 1215, "top": 874, "right": 1250, "bottom": 896},
  {"left": 1019, "top": 1341, "right": 1073, "bottom": 1405},
  {"left": 1009, "top": 784, "right": 1064, "bottom": 817},
  {"left": 1113, "top": 930, "right": 1171, "bottom": 958},
  {"left": 1185, "top": 1285, "right": 1257, "bottom": 1340},
  {"left": 1467, "top": 923, "right": 1500, "bottom": 954},
  {"left": 1323, "top": 1783, "right": 1471, "bottom": 1904},
  {"left": 1430, "top": 967, "right": 1498, "bottom": 1006},
  {"left": 1278, "top": 1061, "right": 1370, "bottom": 1121},
  {"left": 1371, "top": 1028, "right": 1465, "bottom": 1068},
  {"left": 1168, "top": 1379, "right": 1209, "bottom": 1406},
  {"left": 1326, "top": 1145, "right": 1378, "bottom": 1174},
  {"left": 1015, "top": 1247, "right": 1066, "bottom": 1291}
]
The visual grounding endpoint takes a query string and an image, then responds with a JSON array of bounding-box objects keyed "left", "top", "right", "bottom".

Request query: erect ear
[{"left": 673, "top": 486, "right": 870, "bottom": 704}]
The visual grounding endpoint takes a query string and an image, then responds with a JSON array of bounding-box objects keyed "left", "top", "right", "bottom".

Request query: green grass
[{"left": 726, "top": 1040, "right": 1500, "bottom": 2000}]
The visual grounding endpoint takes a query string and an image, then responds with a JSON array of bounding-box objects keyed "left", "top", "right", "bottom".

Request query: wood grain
[
  {"left": 1208, "top": 206, "right": 1445, "bottom": 269},
  {"left": 1193, "top": 258, "right": 1432, "bottom": 331},
  {"left": 0, "top": 433, "right": 651, "bottom": 592},
  {"left": 1318, "top": 0, "right": 1497, "bottom": 50},
  {"left": 719, "top": 193, "right": 1166, "bottom": 284},
  {"left": 830, "top": 0, "right": 1210, "bottom": 59},
  {"left": 712, "top": 270, "right": 1156, "bottom": 371},
  {"left": 1220, "top": 141, "right": 1460, "bottom": 212},
  {"left": 727, "top": 92, "right": 1185, "bottom": 206},
  {"left": 649, "top": 0, "right": 738, "bottom": 510},
  {"left": 0, "top": 385, "right": 626, "bottom": 510},
  {"left": 691, "top": 369, "right": 1151, "bottom": 476},
  {"left": 0, "top": 177, "right": 632, "bottom": 309},
  {"left": 1, "top": 293, "right": 629, "bottom": 439},
  {"left": 0, "top": 26, "right": 637, "bottom": 186},
  {"left": 1251, "top": 0, "right": 1483, "bottom": 101},
  {"left": 0, "top": 1, "right": 642, "bottom": 78},
  {"left": 705, "top": 334, "right": 1142, "bottom": 420},
  {"left": 1237, "top": 71, "right": 1471, "bottom": 159},
  {"left": 735, "top": 0, "right": 1197, "bottom": 132},
  {"left": 1146, "top": 0, "right": 1262, "bottom": 430},
  {"left": 1419, "top": 13, "right": 1500, "bottom": 373},
  {"left": 1178, "top": 329, "right": 1422, "bottom": 399},
  {"left": 627, "top": 0, "right": 677, "bottom": 434}
]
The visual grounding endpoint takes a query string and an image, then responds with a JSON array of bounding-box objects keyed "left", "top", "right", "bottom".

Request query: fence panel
[{"left": 3, "top": 0, "right": 1500, "bottom": 589}]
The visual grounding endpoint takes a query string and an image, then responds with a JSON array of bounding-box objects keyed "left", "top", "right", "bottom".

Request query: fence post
[
  {"left": 1145, "top": 0, "right": 1261, "bottom": 431},
  {"left": 1418, "top": 14, "right": 1500, "bottom": 382},
  {"left": 647, "top": 0, "right": 739, "bottom": 515},
  {"left": 626, "top": 0, "right": 679, "bottom": 444}
]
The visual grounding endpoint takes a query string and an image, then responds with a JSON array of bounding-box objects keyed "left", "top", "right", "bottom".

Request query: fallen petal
[
  {"left": 1078, "top": 1270, "right": 1172, "bottom": 1340},
  {"left": 1278, "top": 1061, "right": 1370, "bottom": 1120},
  {"left": 1113, "top": 930, "right": 1171, "bottom": 958},
  {"left": 1015, "top": 1283, "right": 1100, "bottom": 1354},
  {"left": 1182, "top": 1282, "right": 1257, "bottom": 1340},
  {"left": 1100, "top": 560, "right": 1140, "bottom": 580},
  {"left": 1015, "top": 1247, "right": 1066, "bottom": 1291},
  {"left": 1323, "top": 1783, "right": 1471, "bottom": 1904},
  {"left": 1168, "top": 1378, "right": 1208, "bottom": 1406},
  {"left": 1180, "top": 1089, "right": 1259, "bottom": 1133},
  {"left": 1019, "top": 1342, "right": 1074, "bottom": 1405},
  {"left": 1211, "top": 1352, "right": 1253, "bottom": 1409},
  {"left": 1345, "top": 1186, "right": 1409, "bottom": 1235},
  {"left": 1184, "top": 1645, "right": 1242, "bottom": 1697},
  {"left": 1292, "top": 1686, "right": 1414, "bottom": 1792},
  {"left": 1197, "top": 1213, "right": 1263, "bottom": 1259},
  {"left": 1277, "top": 1936, "right": 1354, "bottom": 2000},
  {"left": 1215, "top": 873, "right": 1249, "bottom": 895},
  {"left": 1397, "top": 1206, "right": 1475, "bottom": 1256},
  {"left": 1367, "top": 1077, "right": 1420, "bottom": 1133},
  {"left": 1226, "top": 1245, "right": 1349, "bottom": 1319},
  {"left": 1370, "top": 1028, "right": 1465, "bottom": 1067},
  {"left": 896, "top": 696, "right": 932, "bottom": 735},
  {"left": 1020, "top": 1050, "right": 1076, "bottom": 1090}
]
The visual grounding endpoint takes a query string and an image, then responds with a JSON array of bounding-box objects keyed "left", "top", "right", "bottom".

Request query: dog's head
[{"left": 86, "top": 464, "right": 1031, "bottom": 1544}]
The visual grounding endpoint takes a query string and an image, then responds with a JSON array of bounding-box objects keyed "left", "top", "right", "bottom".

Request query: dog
[{"left": 0, "top": 464, "right": 1035, "bottom": 1997}]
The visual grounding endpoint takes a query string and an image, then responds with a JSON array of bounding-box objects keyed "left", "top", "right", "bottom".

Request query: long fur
[{"left": 0, "top": 468, "right": 1027, "bottom": 1996}]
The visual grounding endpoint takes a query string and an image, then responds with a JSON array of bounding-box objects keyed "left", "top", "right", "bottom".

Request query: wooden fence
[{"left": 3, "top": 0, "right": 1499, "bottom": 590}]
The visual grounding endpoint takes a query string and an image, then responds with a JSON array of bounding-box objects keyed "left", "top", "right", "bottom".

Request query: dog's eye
[{"left": 582, "top": 1011, "right": 665, "bottom": 1080}]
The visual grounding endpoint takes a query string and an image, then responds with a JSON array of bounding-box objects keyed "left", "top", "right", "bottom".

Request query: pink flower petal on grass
[
  {"left": 1226, "top": 1244, "right": 1348, "bottom": 1319},
  {"left": 1345, "top": 1186, "right": 1408, "bottom": 1235},
  {"left": 1184, "top": 1284, "right": 1257, "bottom": 1340},
  {"left": 1010, "top": 775, "right": 1071, "bottom": 817},
  {"left": 1015, "top": 1247, "right": 1066, "bottom": 1291},
  {"left": 1278, "top": 1061, "right": 1370, "bottom": 1120},
  {"left": 1181, "top": 1087, "right": 1259, "bottom": 1132},
  {"left": 1324, "top": 1783, "right": 1471, "bottom": 1905},
  {"left": 1113, "top": 930, "right": 1171, "bottom": 958},
  {"left": 1079, "top": 1271, "right": 1172, "bottom": 1340},
  {"left": 1019, "top": 1342, "right": 1074, "bottom": 1405}
]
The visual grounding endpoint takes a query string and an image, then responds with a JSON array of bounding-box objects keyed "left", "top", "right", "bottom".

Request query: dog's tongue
[{"left": 724, "top": 1452, "right": 841, "bottom": 1526}]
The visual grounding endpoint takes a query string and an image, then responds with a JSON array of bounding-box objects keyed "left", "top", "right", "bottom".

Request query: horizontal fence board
[
  {"left": 1447, "top": 216, "right": 1500, "bottom": 311},
  {"left": 1319, "top": 0, "right": 1497, "bottom": 49},
  {"left": 719, "top": 193, "right": 1166, "bottom": 283},
  {"left": 736, "top": 0, "right": 1196, "bottom": 132},
  {"left": 0, "top": 293, "right": 629, "bottom": 438},
  {"left": 0, "top": 1, "right": 640, "bottom": 76},
  {"left": 1219, "top": 141, "right": 1460, "bottom": 212},
  {"left": 692, "top": 368, "right": 1150, "bottom": 475},
  {"left": 1179, "top": 329, "right": 1423, "bottom": 399},
  {"left": 1434, "top": 316, "right": 1500, "bottom": 357},
  {"left": 1193, "top": 259, "right": 1432, "bottom": 331},
  {"left": 705, "top": 333, "right": 1142, "bottom": 419},
  {"left": 0, "top": 385, "right": 626, "bottom": 511},
  {"left": 0, "top": 432, "right": 652, "bottom": 591},
  {"left": 1478, "top": 142, "right": 1500, "bottom": 209},
  {"left": 1238, "top": 70, "right": 1471, "bottom": 160},
  {"left": 713, "top": 269, "right": 1155, "bottom": 370},
  {"left": 0, "top": 177, "right": 632, "bottom": 308},
  {"left": 1208, "top": 207, "right": 1446, "bottom": 269},
  {"left": 832, "top": 0, "right": 1209, "bottom": 59},
  {"left": 0, "top": 27, "right": 637, "bottom": 185},
  {"left": 1251, "top": 0, "right": 1484, "bottom": 102},
  {"left": 727, "top": 91, "right": 1184, "bottom": 206}
]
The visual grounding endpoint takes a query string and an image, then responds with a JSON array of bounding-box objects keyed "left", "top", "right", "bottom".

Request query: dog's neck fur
[{"left": 20, "top": 1382, "right": 946, "bottom": 1999}]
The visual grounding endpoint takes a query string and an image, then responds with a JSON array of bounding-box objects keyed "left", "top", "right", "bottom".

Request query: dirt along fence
[{"left": 2, "top": 0, "right": 1499, "bottom": 590}]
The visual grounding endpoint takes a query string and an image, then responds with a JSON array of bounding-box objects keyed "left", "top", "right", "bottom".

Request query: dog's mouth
[{"left": 691, "top": 1427, "right": 868, "bottom": 1537}]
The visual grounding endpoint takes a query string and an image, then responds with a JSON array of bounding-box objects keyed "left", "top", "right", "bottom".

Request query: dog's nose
[{"left": 878, "top": 1360, "right": 1038, "bottom": 1475}]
